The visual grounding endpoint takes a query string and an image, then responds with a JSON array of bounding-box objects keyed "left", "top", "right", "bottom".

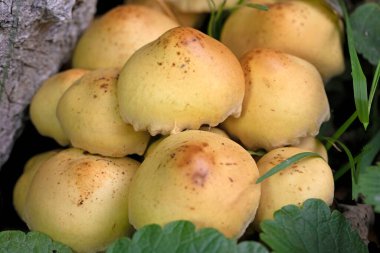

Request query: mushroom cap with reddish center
[{"left": 128, "top": 130, "right": 261, "bottom": 238}]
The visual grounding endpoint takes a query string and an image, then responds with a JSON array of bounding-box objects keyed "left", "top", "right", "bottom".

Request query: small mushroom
[
  {"left": 21, "top": 148, "right": 140, "bottom": 253},
  {"left": 29, "top": 69, "right": 88, "bottom": 146},
  {"left": 72, "top": 5, "right": 179, "bottom": 70},
  {"left": 221, "top": 0, "right": 345, "bottom": 80},
  {"left": 13, "top": 150, "right": 59, "bottom": 220},
  {"left": 165, "top": 0, "right": 237, "bottom": 13},
  {"left": 125, "top": 0, "right": 206, "bottom": 27},
  {"left": 222, "top": 48, "right": 330, "bottom": 151},
  {"left": 144, "top": 127, "right": 229, "bottom": 157},
  {"left": 57, "top": 69, "right": 150, "bottom": 157},
  {"left": 253, "top": 146, "right": 334, "bottom": 229},
  {"left": 292, "top": 136, "right": 328, "bottom": 162},
  {"left": 128, "top": 130, "right": 261, "bottom": 238},
  {"left": 117, "top": 26, "right": 245, "bottom": 135}
]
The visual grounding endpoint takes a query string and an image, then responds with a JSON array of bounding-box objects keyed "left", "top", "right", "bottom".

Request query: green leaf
[
  {"left": 339, "top": 0, "right": 369, "bottom": 129},
  {"left": 356, "top": 165, "right": 380, "bottom": 212},
  {"left": 368, "top": 61, "right": 380, "bottom": 113},
  {"left": 0, "top": 230, "right": 73, "bottom": 253},
  {"left": 260, "top": 199, "right": 368, "bottom": 253},
  {"left": 351, "top": 3, "right": 380, "bottom": 66},
  {"left": 325, "top": 111, "right": 357, "bottom": 151},
  {"left": 106, "top": 220, "right": 269, "bottom": 253},
  {"left": 357, "top": 130, "right": 380, "bottom": 171},
  {"left": 256, "top": 152, "right": 321, "bottom": 183},
  {"left": 333, "top": 130, "right": 380, "bottom": 189}
]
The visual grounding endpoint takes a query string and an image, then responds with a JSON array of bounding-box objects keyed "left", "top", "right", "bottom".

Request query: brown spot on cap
[
  {"left": 174, "top": 143, "right": 215, "bottom": 187},
  {"left": 192, "top": 166, "right": 208, "bottom": 187}
]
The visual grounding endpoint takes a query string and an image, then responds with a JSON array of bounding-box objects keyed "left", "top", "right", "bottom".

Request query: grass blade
[
  {"left": 256, "top": 152, "right": 321, "bottom": 183},
  {"left": 368, "top": 61, "right": 380, "bottom": 113},
  {"left": 357, "top": 130, "right": 380, "bottom": 172},
  {"left": 325, "top": 137, "right": 358, "bottom": 199},
  {"left": 339, "top": 0, "right": 369, "bottom": 128},
  {"left": 325, "top": 111, "right": 357, "bottom": 150}
]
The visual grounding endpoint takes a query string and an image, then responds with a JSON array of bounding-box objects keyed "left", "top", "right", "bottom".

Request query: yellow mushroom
[
  {"left": 292, "top": 136, "right": 328, "bottom": 162},
  {"left": 222, "top": 48, "right": 330, "bottom": 151},
  {"left": 21, "top": 148, "right": 140, "bottom": 253},
  {"left": 57, "top": 69, "right": 150, "bottom": 157},
  {"left": 164, "top": 0, "right": 237, "bottom": 13},
  {"left": 72, "top": 5, "right": 179, "bottom": 70},
  {"left": 13, "top": 150, "right": 59, "bottom": 220},
  {"left": 144, "top": 127, "right": 230, "bottom": 157},
  {"left": 117, "top": 27, "right": 245, "bottom": 135},
  {"left": 128, "top": 130, "right": 261, "bottom": 238},
  {"left": 221, "top": 0, "right": 345, "bottom": 80},
  {"left": 124, "top": 0, "right": 206, "bottom": 27},
  {"left": 254, "top": 146, "right": 334, "bottom": 229},
  {"left": 29, "top": 69, "right": 88, "bottom": 146}
]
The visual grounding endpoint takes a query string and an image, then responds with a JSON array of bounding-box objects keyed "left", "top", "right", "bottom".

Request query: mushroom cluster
[{"left": 14, "top": 1, "right": 342, "bottom": 252}]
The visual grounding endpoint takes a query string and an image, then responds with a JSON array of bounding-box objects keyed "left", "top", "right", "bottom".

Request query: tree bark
[{"left": 0, "top": 0, "right": 97, "bottom": 169}]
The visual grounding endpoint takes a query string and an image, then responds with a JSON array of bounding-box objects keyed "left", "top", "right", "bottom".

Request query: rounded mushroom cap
[
  {"left": 222, "top": 48, "right": 330, "bottom": 151},
  {"left": 29, "top": 69, "right": 88, "bottom": 146},
  {"left": 125, "top": 0, "right": 206, "bottom": 27},
  {"left": 13, "top": 150, "right": 59, "bottom": 220},
  {"left": 221, "top": 0, "right": 345, "bottom": 80},
  {"left": 117, "top": 26, "right": 245, "bottom": 135},
  {"left": 144, "top": 127, "right": 229, "bottom": 157},
  {"left": 199, "top": 126, "right": 230, "bottom": 138},
  {"left": 22, "top": 148, "right": 140, "bottom": 253},
  {"left": 128, "top": 130, "right": 261, "bottom": 239},
  {"left": 165, "top": 0, "right": 237, "bottom": 13},
  {"left": 292, "top": 136, "right": 328, "bottom": 162},
  {"left": 57, "top": 69, "right": 151, "bottom": 157},
  {"left": 72, "top": 5, "right": 179, "bottom": 70},
  {"left": 254, "top": 146, "right": 334, "bottom": 228}
]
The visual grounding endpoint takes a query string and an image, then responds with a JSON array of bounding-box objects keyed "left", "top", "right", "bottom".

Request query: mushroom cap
[
  {"left": 125, "top": 0, "right": 206, "bottom": 27},
  {"left": 57, "top": 69, "right": 150, "bottom": 157},
  {"left": 72, "top": 5, "right": 179, "bottom": 70},
  {"left": 165, "top": 0, "right": 237, "bottom": 13},
  {"left": 29, "top": 69, "right": 88, "bottom": 146},
  {"left": 117, "top": 26, "right": 245, "bottom": 135},
  {"left": 254, "top": 147, "right": 334, "bottom": 228},
  {"left": 128, "top": 130, "right": 261, "bottom": 239},
  {"left": 144, "top": 127, "right": 230, "bottom": 157},
  {"left": 221, "top": 0, "right": 345, "bottom": 80},
  {"left": 13, "top": 150, "right": 59, "bottom": 220},
  {"left": 292, "top": 136, "right": 328, "bottom": 162},
  {"left": 22, "top": 148, "right": 140, "bottom": 253},
  {"left": 222, "top": 48, "right": 330, "bottom": 151},
  {"left": 199, "top": 126, "right": 230, "bottom": 138}
]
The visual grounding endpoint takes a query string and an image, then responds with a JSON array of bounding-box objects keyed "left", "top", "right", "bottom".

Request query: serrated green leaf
[
  {"left": 357, "top": 165, "right": 380, "bottom": 212},
  {"left": 0, "top": 230, "right": 73, "bottom": 253},
  {"left": 260, "top": 199, "right": 368, "bottom": 253},
  {"left": 106, "top": 220, "right": 269, "bottom": 253},
  {"left": 236, "top": 241, "right": 269, "bottom": 253},
  {"left": 351, "top": 3, "right": 380, "bottom": 66}
]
